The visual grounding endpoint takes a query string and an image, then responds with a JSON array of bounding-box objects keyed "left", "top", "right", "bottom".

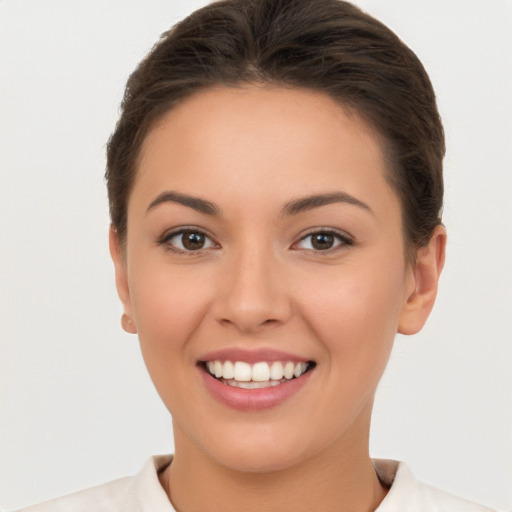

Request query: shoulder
[
  {"left": 414, "top": 482, "right": 498, "bottom": 512},
  {"left": 14, "top": 477, "right": 138, "bottom": 512},
  {"left": 374, "top": 459, "right": 499, "bottom": 512},
  {"left": 13, "top": 455, "right": 174, "bottom": 512}
]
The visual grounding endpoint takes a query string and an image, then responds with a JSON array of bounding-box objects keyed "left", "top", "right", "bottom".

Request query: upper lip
[{"left": 198, "top": 347, "right": 313, "bottom": 364}]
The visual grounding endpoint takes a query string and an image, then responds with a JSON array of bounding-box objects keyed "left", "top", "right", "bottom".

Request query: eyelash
[
  {"left": 157, "top": 227, "right": 353, "bottom": 254},
  {"left": 293, "top": 229, "right": 354, "bottom": 253},
  {"left": 157, "top": 227, "right": 217, "bottom": 255}
]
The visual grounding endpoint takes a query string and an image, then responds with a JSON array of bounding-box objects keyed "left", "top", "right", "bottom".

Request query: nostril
[{"left": 218, "top": 316, "right": 280, "bottom": 332}]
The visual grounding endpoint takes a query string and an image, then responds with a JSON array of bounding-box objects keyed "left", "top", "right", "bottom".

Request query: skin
[{"left": 110, "top": 86, "right": 446, "bottom": 512}]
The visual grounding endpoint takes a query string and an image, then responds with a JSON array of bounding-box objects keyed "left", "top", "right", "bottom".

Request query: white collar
[{"left": 133, "top": 455, "right": 493, "bottom": 512}]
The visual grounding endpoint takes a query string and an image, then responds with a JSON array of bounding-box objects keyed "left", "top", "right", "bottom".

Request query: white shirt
[{"left": 15, "top": 455, "right": 498, "bottom": 512}]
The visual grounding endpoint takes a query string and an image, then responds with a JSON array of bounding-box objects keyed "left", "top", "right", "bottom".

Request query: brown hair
[{"left": 106, "top": 0, "right": 444, "bottom": 253}]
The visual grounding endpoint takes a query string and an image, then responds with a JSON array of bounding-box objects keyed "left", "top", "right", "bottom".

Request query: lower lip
[{"left": 199, "top": 367, "right": 313, "bottom": 411}]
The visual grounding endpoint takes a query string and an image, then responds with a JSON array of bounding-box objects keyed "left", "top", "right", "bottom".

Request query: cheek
[
  {"left": 128, "top": 261, "right": 212, "bottom": 362},
  {"left": 127, "top": 261, "right": 217, "bottom": 415},
  {"left": 298, "top": 258, "right": 407, "bottom": 361},
  {"left": 291, "top": 262, "right": 407, "bottom": 435}
]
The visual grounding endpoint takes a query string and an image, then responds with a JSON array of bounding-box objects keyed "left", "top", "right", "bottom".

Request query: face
[{"left": 112, "top": 86, "right": 434, "bottom": 473}]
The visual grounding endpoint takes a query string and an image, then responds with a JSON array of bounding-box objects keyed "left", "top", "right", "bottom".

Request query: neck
[{"left": 161, "top": 409, "right": 388, "bottom": 512}]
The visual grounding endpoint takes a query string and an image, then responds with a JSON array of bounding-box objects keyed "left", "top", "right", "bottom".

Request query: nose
[{"left": 212, "top": 241, "right": 293, "bottom": 333}]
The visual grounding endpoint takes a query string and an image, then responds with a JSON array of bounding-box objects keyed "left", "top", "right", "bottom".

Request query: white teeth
[
  {"left": 294, "top": 362, "right": 307, "bottom": 378},
  {"left": 270, "top": 361, "right": 284, "bottom": 380},
  {"left": 283, "top": 362, "right": 295, "bottom": 379},
  {"left": 214, "top": 360, "right": 223, "bottom": 378},
  {"left": 226, "top": 380, "right": 282, "bottom": 389},
  {"left": 233, "top": 361, "right": 252, "bottom": 382},
  {"left": 205, "top": 359, "right": 311, "bottom": 384},
  {"left": 223, "top": 360, "right": 234, "bottom": 379},
  {"left": 252, "top": 362, "right": 270, "bottom": 382}
]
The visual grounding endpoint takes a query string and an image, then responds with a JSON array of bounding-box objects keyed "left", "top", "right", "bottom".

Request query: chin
[
  {"left": 197, "top": 427, "right": 318, "bottom": 474},
  {"left": 217, "top": 447, "right": 308, "bottom": 474}
]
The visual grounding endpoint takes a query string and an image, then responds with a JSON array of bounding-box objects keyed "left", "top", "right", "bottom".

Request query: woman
[{"left": 10, "top": 0, "right": 502, "bottom": 510}]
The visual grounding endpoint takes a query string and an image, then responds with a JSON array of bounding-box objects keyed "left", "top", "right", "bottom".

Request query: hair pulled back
[{"left": 106, "top": 0, "right": 444, "bottom": 252}]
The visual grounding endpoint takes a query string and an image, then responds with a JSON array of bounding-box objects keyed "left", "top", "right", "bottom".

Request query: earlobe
[
  {"left": 121, "top": 313, "right": 137, "bottom": 335},
  {"left": 398, "top": 225, "right": 447, "bottom": 335},
  {"left": 109, "top": 226, "right": 137, "bottom": 334}
]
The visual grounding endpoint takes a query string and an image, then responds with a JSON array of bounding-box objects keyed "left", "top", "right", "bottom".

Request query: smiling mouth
[{"left": 200, "top": 360, "right": 316, "bottom": 389}]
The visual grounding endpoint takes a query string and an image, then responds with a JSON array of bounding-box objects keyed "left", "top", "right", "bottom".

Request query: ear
[
  {"left": 398, "top": 225, "right": 447, "bottom": 335},
  {"left": 109, "top": 226, "right": 137, "bottom": 334}
]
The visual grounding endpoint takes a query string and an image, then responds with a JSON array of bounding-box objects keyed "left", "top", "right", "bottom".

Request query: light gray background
[{"left": 1, "top": 1, "right": 511, "bottom": 510}]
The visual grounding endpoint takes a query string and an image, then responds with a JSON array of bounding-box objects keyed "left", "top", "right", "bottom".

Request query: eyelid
[
  {"left": 291, "top": 227, "right": 354, "bottom": 252},
  {"left": 157, "top": 226, "right": 219, "bottom": 254},
  {"left": 156, "top": 226, "right": 353, "bottom": 254}
]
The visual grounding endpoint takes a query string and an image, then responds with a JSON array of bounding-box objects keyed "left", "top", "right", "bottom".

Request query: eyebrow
[
  {"left": 146, "top": 191, "right": 220, "bottom": 216},
  {"left": 281, "top": 192, "right": 373, "bottom": 216},
  {"left": 146, "top": 190, "right": 372, "bottom": 217}
]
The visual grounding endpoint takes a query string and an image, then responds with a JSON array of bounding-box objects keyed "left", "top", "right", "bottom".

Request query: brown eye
[
  {"left": 294, "top": 230, "right": 352, "bottom": 252},
  {"left": 182, "top": 231, "right": 206, "bottom": 250},
  {"left": 164, "top": 229, "right": 216, "bottom": 252},
  {"left": 311, "top": 233, "right": 335, "bottom": 250}
]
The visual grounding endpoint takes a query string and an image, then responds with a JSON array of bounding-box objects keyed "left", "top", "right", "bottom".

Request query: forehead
[
  {"left": 141, "top": 86, "right": 383, "bottom": 160},
  {"left": 134, "top": 85, "right": 397, "bottom": 217}
]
